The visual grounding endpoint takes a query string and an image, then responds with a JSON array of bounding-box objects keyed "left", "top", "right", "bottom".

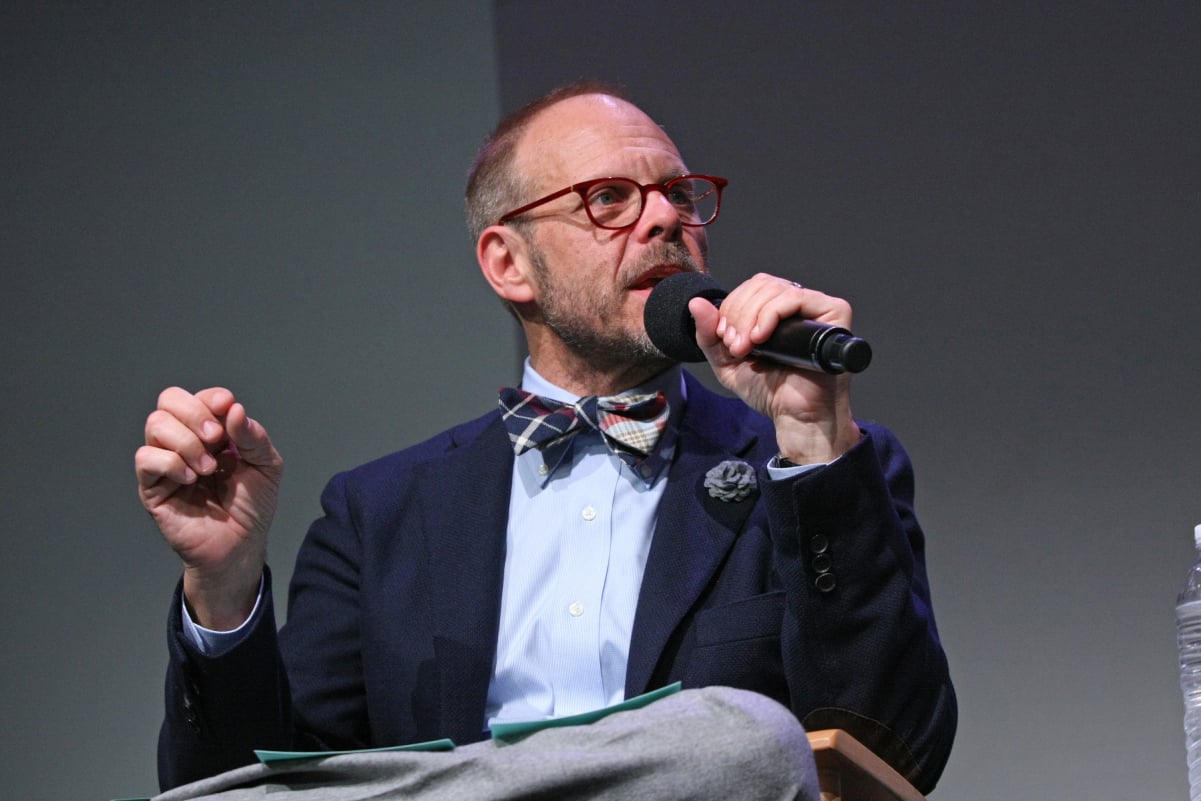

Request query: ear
[{"left": 477, "top": 224, "right": 537, "bottom": 305}]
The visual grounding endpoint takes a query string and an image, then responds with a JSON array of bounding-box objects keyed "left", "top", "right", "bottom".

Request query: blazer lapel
[
  {"left": 398, "top": 381, "right": 768, "bottom": 729},
  {"left": 624, "top": 377, "right": 765, "bottom": 696},
  {"left": 409, "top": 415, "right": 513, "bottom": 743}
]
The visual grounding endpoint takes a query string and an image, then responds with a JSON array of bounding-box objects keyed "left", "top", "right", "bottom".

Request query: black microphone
[{"left": 643, "top": 272, "right": 872, "bottom": 374}]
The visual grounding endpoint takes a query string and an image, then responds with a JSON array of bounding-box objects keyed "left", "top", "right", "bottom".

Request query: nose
[{"left": 634, "top": 187, "right": 683, "bottom": 242}]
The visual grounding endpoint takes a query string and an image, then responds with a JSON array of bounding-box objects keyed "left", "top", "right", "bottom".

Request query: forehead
[{"left": 515, "top": 94, "right": 688, "bottom": 189}]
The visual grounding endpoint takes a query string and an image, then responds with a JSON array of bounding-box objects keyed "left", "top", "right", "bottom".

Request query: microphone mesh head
[{"left": 643, "top": 272, "right": 726, "bottom": 363}]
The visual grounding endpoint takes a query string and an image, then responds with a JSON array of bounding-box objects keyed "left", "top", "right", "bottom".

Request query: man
[{"left": 138, "top": 83, "right": 956, "bottom": 799}]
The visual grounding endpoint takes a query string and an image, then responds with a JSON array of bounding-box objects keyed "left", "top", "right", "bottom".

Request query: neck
[
  {"left": 523, "top": 340, "right": 673, "bottom": 398},
  {"left": 529, "top": 354, "right": 671, "bottom": 397}
]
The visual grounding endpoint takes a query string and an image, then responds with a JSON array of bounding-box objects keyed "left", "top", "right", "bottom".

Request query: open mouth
[{"left": 628, "top": 266, "right": 688, "bottom": 292}]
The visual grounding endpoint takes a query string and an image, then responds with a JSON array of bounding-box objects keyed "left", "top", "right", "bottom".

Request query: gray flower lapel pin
[{"left": 704, "top": 459, "right": 757, "bottom": 502}]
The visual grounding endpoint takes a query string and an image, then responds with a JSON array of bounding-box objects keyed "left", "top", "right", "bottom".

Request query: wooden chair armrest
[{"left": 806, "top": 729, "right": 926, "bottom": 801}]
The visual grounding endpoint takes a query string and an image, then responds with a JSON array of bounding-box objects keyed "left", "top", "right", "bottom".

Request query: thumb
[
  {"left": 223, "top": 403, "right": 283, "bottom": 476},
  {"left": 688, "top": 296, "right": 723, "bottom": 350}
]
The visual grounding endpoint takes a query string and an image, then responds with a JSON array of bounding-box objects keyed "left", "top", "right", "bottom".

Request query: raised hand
[
  {"left": 136, "top": 386, "right": 283, "bottom": 629},
  {"left": 688, "top": 273, "right": 861, "bottom": 465}
]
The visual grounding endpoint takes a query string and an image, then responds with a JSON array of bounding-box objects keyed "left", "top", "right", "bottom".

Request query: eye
[
  {"left": 667, "top": 188, "right": 691, "bottom": 204},
  {"left": 666, "top": 183, "right": 697, "bottom": 209},
  {"left": 590, "top": 188, "right": 619, "bottom": 207},
  {"left": 586, "top": 181, "right": 635, "bottom": 209}
]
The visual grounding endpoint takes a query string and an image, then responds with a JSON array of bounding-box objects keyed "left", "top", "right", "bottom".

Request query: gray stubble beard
[{"left": 530, "top": 241, "right": 703, "bottom": 376}]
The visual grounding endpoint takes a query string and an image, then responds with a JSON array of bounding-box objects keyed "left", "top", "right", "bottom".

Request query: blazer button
[
  {"left": 182, "top": 698, "right": 201, "bottom": 731},
  {"left": 812, "top": 546, "right": 835, "bottom": 592},
  {"left": 185, "top": 712, "right": 201, "bottom": 731}
]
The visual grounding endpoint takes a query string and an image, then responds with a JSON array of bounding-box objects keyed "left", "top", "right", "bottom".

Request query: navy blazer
[{"left": 160, "top": 373, "right": 956, "bottom": 792}]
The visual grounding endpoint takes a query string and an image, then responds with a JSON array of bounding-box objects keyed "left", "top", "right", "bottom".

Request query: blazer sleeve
[
  {"left": 762, "top": 422, "right": 957, "bottom": 793},
  {"left": 159, "top": 460, "right": 383, "bottom": 790},
  {"left": 157, "top": 569, "right": 292, "bottom": 790}
]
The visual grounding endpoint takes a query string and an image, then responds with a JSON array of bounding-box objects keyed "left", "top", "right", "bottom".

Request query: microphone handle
[{"left": 750, "top": 316, "right": 873, "bottom": 375}]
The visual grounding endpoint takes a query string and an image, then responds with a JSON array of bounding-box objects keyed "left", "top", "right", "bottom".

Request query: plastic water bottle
[{"left": 1177, "top": 524, "right": 1201, "bottom": 800}]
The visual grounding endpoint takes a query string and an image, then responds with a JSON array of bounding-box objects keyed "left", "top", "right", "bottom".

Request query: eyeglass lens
[{"left": 585, "top": 177, "right": 720, "bottom": 228}]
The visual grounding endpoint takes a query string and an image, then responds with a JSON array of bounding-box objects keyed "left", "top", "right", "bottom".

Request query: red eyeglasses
[{"left": 498, "top": 174, "right": 728, "bottom": 230}]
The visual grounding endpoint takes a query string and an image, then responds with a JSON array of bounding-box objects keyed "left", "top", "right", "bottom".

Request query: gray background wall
[{"left": 3, "top": 2, "right": 1198, "bottom": 799}]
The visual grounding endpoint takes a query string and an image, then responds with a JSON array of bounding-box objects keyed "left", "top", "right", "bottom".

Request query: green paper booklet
[
  {"left": 255, "top": 737, "right": 456, "bottom": 764},
  {"left": 490, "top": 681, "right": 682, "bottom": 740}
]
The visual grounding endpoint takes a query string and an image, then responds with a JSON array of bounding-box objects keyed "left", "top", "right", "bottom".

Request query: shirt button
[
  {"left": 569, "top": 602, "right": 584, "bottom": 617},
  {"left": 538, "top": 463, "right": 549, "bottom": 476},
  {"left": 581, "top": 505, "right": 597, "bottom": 521}
]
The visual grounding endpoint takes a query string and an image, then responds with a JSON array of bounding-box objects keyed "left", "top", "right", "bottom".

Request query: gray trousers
[{"left": 153, "top": 687, "right": 819, "bottom": 801}]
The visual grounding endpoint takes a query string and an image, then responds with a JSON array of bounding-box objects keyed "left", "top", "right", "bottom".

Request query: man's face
[{"left": 511, "top": 95, "right": 710, "bottom": 374}]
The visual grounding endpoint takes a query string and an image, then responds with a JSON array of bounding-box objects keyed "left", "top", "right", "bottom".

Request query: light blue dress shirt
[{"left": 483, "top": 361, "right": 684, "bottom": 728}]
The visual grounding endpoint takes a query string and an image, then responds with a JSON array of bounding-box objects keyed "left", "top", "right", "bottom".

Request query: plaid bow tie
[{"left": 498, "top": 387, "right": 670, "bottom": 475}]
